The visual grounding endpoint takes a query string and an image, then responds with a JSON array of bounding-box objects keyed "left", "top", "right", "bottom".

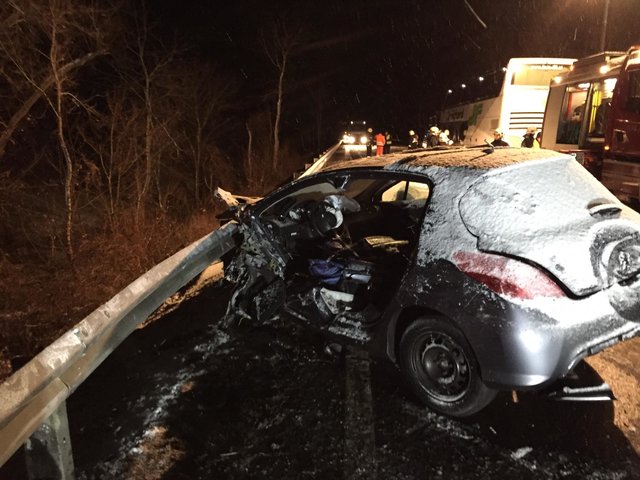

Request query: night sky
[{"left": 149, "top": 0, "right": 640, "bottom": 146}]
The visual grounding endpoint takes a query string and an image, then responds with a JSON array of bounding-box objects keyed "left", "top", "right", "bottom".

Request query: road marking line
[{"left": 344, "top": 347, "right": 377, "bottom": 479}]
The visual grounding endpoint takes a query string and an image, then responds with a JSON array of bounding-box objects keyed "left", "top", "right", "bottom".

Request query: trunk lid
[{"left": 459, "top": 156, "right": 640, "bottom": 297}]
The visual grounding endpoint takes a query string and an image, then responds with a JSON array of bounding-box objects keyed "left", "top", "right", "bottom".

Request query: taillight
[
  {"left": 452, "top": 251, "right": 565, "bottom": 300},
  {"left": 599, "top": 237, "right": 640, "bottom": 282}
]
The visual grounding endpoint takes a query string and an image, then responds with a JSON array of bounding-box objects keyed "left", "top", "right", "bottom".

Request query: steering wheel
[{"left": 309, "top": 201, "right": 342, "bottom": 235}]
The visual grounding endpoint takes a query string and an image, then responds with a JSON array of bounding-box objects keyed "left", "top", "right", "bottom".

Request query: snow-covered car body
[{"left": 221, "top": 147, "right": 640, "bottom": 416}]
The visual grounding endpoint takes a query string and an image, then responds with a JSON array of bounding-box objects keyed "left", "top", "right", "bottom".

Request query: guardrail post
[{"left": 24, "top": 401, "right": 74, "bottom": 480}]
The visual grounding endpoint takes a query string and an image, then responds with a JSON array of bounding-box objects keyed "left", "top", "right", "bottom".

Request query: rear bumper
[
  {"left": 478, "top": 288, "right": 640, "bottom": 390},
  {"left": 384, "top": 263, "right": 640, "bottom": 392}
]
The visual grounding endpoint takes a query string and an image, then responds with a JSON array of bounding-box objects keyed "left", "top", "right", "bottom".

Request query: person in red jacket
[{"left": 374, "top": 131, "right": 386, "bottom": 156}]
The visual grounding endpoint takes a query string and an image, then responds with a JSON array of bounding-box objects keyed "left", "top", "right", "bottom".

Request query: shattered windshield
[
  {"left": 259, "top": 173, "right": 431, "bottom": 220},
  {"left": 459, "top": 156, "right": 623, "bottom": 296}
]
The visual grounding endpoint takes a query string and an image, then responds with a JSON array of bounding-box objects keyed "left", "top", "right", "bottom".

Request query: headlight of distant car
[
  {"left": 359, "top": 135, "right": 368, "bottom": 144},
  {"left": 342, "top": 134, "right": 356, "bottom": 144}
]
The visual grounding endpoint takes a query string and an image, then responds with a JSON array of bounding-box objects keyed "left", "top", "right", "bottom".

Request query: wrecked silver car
[{"left": 218, "top": 147, "right": 640, "bottom": 417}]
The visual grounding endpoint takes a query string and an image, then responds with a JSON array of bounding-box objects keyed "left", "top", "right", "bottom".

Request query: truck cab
[
  {"left": 542, "top": 46, "right": 640, "bottom": 206},
  {"left": 541, "top": 51, "right": 625, "bottom": 179},
  {"left": 604, "top": 47, "right": 640, "bottom": 205}
]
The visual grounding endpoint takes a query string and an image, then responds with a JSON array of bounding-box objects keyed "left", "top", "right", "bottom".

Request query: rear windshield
[{"left": 458, "top": 156, "right": 620, "bottom": 296}]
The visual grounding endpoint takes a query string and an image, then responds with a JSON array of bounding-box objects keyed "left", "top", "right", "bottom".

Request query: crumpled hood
[{"left": 459, "top": 156, "right": 640, "bottom": 297}]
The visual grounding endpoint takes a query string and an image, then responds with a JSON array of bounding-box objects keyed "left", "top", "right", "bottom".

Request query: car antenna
[{"left": 482, "top": 140, "right": 495, "bottom": 154}]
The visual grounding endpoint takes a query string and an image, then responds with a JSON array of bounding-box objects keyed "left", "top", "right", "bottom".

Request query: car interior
[{"left": 257, "top": 174, "right": 431, "bottom": 331}]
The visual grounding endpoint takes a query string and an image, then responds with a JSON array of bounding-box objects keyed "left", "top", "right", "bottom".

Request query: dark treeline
[
  {"left": 0, "top": 0, "right": 318, "bottom": 368},
  {"left": 0, "top": 0, "right": 314, "bottom": 253}
]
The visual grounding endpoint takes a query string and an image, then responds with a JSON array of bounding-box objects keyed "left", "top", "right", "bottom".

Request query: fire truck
[{"left": 541, "top": 46, "right": 640, "bottom": 205}]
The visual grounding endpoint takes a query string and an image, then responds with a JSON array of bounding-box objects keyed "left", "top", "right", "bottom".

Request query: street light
[
  {"left": 600, "top": 0, "right": 610, "bottom": 51},
  {"left": 443, "top": 89, "right": 452, "bottom": 105},
  {"left": 441, "top": 89, "right": 453, "bottom": 114}
]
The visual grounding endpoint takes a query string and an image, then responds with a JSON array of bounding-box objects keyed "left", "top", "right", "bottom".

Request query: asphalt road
[
  {"left": 4, "top": 275, "right": 637, "bottom": 480},
  {"left": 330, "top": 144, "right": 406, "bottom": 163}
]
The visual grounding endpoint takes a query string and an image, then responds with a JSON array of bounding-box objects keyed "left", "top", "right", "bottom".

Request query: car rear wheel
[{"left": 399, "top": 316, "right": 497, "bottom": 417}]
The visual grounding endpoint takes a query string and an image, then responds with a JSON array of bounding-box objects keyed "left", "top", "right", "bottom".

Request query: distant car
[
  {"left": 342, "top": 129, "right": 370, "bottom": 151},
  {"left": 218, "top": 147, "right": 640, "bottom": 417}
]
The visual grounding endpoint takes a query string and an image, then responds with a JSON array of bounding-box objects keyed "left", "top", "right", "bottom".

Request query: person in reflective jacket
[{"left": 375, "top": 132, "right": 386, "bottom": 156}]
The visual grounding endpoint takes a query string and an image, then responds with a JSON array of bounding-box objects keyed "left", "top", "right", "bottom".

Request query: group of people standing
[
  {"left": 364, "top": 125, "right": 543, "bottom": 156},
  {"left": 365, "top": 128, "right": 393, "bottom": 156},
  {"left": 491, "top": 127, "right": 542, "bottom": 148},
  {"left": 408, "top": 126, "right": 453, "bottom": 150}
]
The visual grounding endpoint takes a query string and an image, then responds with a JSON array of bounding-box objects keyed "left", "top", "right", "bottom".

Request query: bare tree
[
  {"left": 241, "top": 110, "right": 276, "bottom": 193},
  {"left": 261, "top": 18, "right": 301, "bottom": 171},
  {"left": 135, "top": 6, "right": 166, "bottom": 220},
  {"left": 0, "top": 0, "right": 116, "bottom": 259},
  {"left": 170, "top": 62, "right": 233, "bottom": 206},
  {"left": 74, "top": 14, "right": 236, "bottom": 221},
  {"left": 77, "top": 87, "right": 142, "bottom": 230},
  {"left": 245, "top": 122, "right": 254, "bottom": 183},
  {"left": 110, "top": 2, "right": 179, "bottom": 223},
  {"left": 49, "top": 2, "right": 76, "bottom": 258},
  {"left": 0, "top": 1, "right": 112, "bottom": 162}
]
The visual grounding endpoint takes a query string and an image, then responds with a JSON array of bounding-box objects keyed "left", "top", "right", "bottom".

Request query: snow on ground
[{"left": 76, "top": 325, "right": 230, "bottom": 480}]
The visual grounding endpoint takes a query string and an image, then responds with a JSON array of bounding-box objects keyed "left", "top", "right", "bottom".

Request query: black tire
[{"left": 398, "top": 316, "right": 497, "bottom": 417}]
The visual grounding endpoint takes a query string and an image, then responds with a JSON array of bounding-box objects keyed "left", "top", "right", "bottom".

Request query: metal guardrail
[
  {"left": 0, "top": 222, "right": 239, "bottom": 477},
  {"left": 298, "top": 141, "right": 342, "bottom": 178}
]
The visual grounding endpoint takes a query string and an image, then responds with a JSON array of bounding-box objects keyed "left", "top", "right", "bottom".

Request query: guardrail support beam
[{"left": 25, "top": 401, "right": 74, "bottom": 480}]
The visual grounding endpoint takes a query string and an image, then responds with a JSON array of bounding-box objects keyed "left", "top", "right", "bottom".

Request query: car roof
[{"left": 321, "top": 147, "right": 571, "bottom": 173}]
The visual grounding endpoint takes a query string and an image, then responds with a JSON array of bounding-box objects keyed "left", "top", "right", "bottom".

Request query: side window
[
  {"left": 586, "top": 78, "right": 617, "bottom": 139},
  {"left": 556, "top": 83, "right": 589, "bottom": 145},
  {"left": 381, "top": 181, "right": 407, "bottom": 202},
  {"left": 381, "top": 181, "right": 430, "bottom": 203},
  {"left": 625, "top": 70, "right": 640, "bottom": 114}
]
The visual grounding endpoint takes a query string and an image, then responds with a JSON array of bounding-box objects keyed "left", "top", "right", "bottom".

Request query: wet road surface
[
  {"left": 329, "top": 145, "right": 406, "bottom": 164},
  {"left": 2, "top": 278, "right": 639, "bottom": 479}
]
